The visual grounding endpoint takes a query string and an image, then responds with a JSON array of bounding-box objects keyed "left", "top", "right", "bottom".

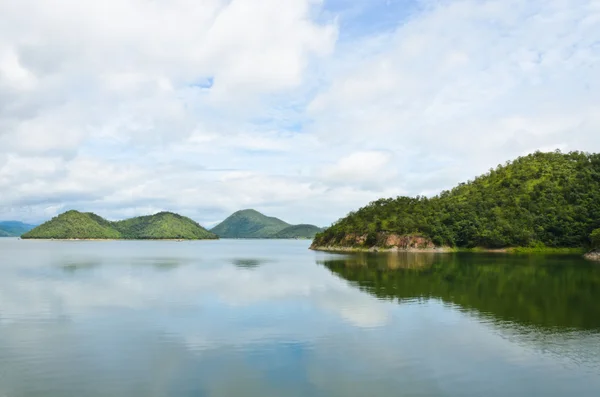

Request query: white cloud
[
  {"left": 0, "top": 0, "right": 599, "bottom": 226},
  {"left": 321, "top": 150, "right": 398, "bottom": 190}
]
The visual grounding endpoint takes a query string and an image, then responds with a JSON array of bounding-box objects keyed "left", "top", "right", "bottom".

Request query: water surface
[{"left": 1, "top": 239, "right": 599, "bottom": 396}]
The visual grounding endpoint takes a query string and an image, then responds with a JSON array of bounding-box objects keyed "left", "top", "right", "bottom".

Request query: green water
[{"left": 0, "top": 239, "right": 599, "bottom": 396}]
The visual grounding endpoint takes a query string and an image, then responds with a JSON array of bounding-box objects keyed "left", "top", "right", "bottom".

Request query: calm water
[{"left": 1, "top": 239, "right": 600, "bottom": 396}]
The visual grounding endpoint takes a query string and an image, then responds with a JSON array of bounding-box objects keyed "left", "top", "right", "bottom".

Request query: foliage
[
  {"left": 211, "top": 209, "right": 290, "bottom": 238},
  {"left": 320, "top": 252, "right": 600, "bottom": 330},
  {"left": 22, "top": 211, "right": 121, "bottom": 239},
  {"left": 591, "top": 229, "right": 600, "bottom": 249},
  {"left": 314, "top": 151, "right": 600, "bottom": 249},
  {"left": 21, "top": 210, "right": 217, "bottom": 240},
  {"left": 0, "top": 221, "right": 37, "bottom": 237},
  {"left": 271, "top": 224, "right": 324, "bottom": 239},
  {"left": 211, "top": 209, "right": 322, "bottom": 239},
  {"left": 113, "top": 212, "right": 217, "bottom": 239}
]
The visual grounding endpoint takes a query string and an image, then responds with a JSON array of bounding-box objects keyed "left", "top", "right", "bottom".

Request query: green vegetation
[
  {"left": 314, "top": 151, "right": 600, "bottom": 250},
  {"left": 211, "top": 209, "right": 321, "bottom": 239},
  {"left": 320, "top": 252, "right": 600, "bottom": 330},
  {"left": 113, "top": 212, "right": 216, "bottom": 239},
  {"left": 22, "top": 211, "right": 121, "bottom": 239},
  {"left": 0, "top": 221, "right": 37, "bottom": 237},
  {"left": 21, "top": 210, "right": 217, "bottom": 240},
  {"left": 591, "top": 229, "right": 600, "bottom": 249},
  {"left": 211, "top": 209, "right": 289, "bottom": 238},
  {"left": 271, "top": 224, "right": 324, "bottom": 239}
]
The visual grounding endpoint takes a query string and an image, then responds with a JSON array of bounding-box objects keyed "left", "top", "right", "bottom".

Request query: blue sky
[{"left": 0, "top": 0, "right": 599, "bottom": 226}]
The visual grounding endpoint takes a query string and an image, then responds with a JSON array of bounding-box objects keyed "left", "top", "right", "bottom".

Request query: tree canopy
[
  {"left": 22, "top": 210, "right": 217, "bottom": 240},
  {"left": 314, "top": 151, "right": 600, "bottom": 249},
  {"left": 211, "top": 209, "right": 321, "bottom": 238},
  {"left": 591, "top": 229, "right": 600, "bottom": 249}
]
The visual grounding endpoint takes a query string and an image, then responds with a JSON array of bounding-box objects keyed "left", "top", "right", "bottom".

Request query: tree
[
  {"left": 313, "top": 151, "right": 600, "bottom": 249},
  {"left": 591, "top": 229, "right": 600, "bottom": 249}
]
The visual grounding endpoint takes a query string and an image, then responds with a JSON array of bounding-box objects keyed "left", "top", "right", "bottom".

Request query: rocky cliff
[{"left": 310, "top": 232, "right": 444, "bottom": 252}]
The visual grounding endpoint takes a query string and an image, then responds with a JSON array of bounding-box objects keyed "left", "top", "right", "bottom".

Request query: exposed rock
[
  {"left": 382, "top": 234, "right": 436, "bottom": 249},
  {"left": 584, "top": 249, "right": 600, "bottom": 261},
  {"left": 310, "top": 232, "right": 443, "bottom": 252}
]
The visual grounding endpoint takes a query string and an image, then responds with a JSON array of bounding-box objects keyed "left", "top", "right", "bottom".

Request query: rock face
[
  {"left": 381, "top": 234, "right": 436, "bottom": 249},
  {"left": 584, "top": 250, "right": 600, "bottom": 261},
  {"left": 310, "top": 232, "right": 440, "bottom": 251}
]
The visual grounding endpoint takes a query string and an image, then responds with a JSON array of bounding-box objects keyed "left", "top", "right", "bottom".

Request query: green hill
[
  {"left": 312, "top": 151, "right": 600, "bottom": 250},
  {"left": 211, "top": 209, "right": 290, "bottom": 238},
  {"left": 0, "top": 221, "right": 37, "bottom": 237},
  {"left": 211, "top": 209, "right": 322, "bottom": 239},
  {"left": 22, "top": 210, "right": 217, "bottom": 240},
  {"left": 113, "top": 212, "right": 216, "bottom": 239},
  {"left": 271, "top": 224, "right": 323, "bottom": 239}
]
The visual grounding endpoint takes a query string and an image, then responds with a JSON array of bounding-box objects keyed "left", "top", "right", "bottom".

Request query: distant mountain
[
  {"left": 22, "top": 210, "right": 217, "bottom": 240},
  {"left": 0, "top": 221, "right": 37, "bottom": 237},
  {"left": 211, "top": 209, "right": 290, "bottom": 238},
  {"left": 211, "top": 209, "right": 322, "bottom": 239},
  {"left": 271, "top": 224, "right": 324, "bottom": 239}
]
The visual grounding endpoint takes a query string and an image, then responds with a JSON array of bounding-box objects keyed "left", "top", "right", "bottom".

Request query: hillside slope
[
  {"left": 272, "top": 224, "right": 323, "bottom": 239},
  {"left": 312, "top": 151, "right": 600, "bottom": 250},
  {"left": 22, "top": 210, "right": 217, "bottom": 240},
  {"left": 113, "top": 212, "right": 216, "bottom": 239},
  {"left": 211, "top": 209, "right": 291, "bottom": 238},
  {"left": 0, "top": 221, "right": 37, "bottom": 237},
  {"left": 22, "top": 211, "right": 121, "bottom": 239}
]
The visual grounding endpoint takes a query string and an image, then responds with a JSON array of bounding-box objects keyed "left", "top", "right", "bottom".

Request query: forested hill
[
  {"left": 312, "top": 151, "right": 600, "bottom": 250},
  {"left": 272, "top": 224, "right": 324, "bottom": 239},
  {"left": 211, "top": 209, "right": 322, "bottom": 238},
  {"left": 22, "top": 210, "right": 218, "bottom": 240}
]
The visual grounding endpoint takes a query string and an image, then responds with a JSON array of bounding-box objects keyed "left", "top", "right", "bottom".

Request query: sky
[{"left": 1, "top": 0, "right": 599, "bottom": 227}]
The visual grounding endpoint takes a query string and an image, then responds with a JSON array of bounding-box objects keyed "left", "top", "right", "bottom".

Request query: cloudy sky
[{"left": 1, "top": 0, "right": 599, "bottom": 227}]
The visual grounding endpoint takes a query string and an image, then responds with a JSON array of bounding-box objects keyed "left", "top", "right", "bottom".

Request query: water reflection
[
  {"left": 319, "top": 252, "right": 600, "bottom": 331},
  {"left": 59, "top": 261, "right": 101, "bottom": 273},
  {"left": 2, "top": 240, "right": 600, "bottom": 396},
  {"left": 231, "top": 258, "right": 270, "bottom": 269}
]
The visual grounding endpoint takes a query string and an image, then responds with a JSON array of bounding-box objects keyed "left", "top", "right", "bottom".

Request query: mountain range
[
  {"left": 0, "top": 221, "right": 37, "bottom": 237},
  {"left": 22, "top": 210, "right": 217, "bottom": 240},
  {"left": 211, "top": 209, "right": 323, "bottom": 239}
]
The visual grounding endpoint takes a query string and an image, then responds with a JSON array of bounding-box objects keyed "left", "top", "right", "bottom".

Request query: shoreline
[
  {"left": 310, "top": 245, "right": 453, "bottom": 253},
  {"left": 584, "top": 250, "right": 600, "bottom": 261},
  {"left": 310, "top": 245, "right": 586, "bottom": 255}
]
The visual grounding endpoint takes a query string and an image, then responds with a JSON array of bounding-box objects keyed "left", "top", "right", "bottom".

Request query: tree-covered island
[
  {"left": 22, "top": 210, "right": 218, "bottom": 240},
  {"left": 312, "top": 151, "right": 600, "bottom": 253}
]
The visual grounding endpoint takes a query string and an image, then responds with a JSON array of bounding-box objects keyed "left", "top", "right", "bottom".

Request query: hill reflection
[{"left": 319, "top": 252, "right": 600, "bottom": 331}]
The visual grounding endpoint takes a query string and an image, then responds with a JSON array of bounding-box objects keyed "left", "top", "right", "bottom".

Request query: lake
[{"left": 1, "top": 238, "right": 599, "bottom": 396}]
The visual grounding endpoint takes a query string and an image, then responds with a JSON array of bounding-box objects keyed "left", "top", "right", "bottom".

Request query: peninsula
[
  {"left": 311, "top": 151, "right": 600, "bottom": 252},
  {"left": 211, "top": 209, "right": 323, "bottom": 239},
  {"left": 22, "top": 210, "right": 218, "bottom": 240}
]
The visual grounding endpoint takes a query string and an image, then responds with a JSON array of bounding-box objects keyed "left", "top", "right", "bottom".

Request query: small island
[
  {"left": 21, "top": 210, "right": 218, "bottom": 240},
  {"left": 311, "top": 151, "right": 600, "bottom": 254},
  {"left": 211, "top": 209, "right": 323, "bottom": 239}
]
